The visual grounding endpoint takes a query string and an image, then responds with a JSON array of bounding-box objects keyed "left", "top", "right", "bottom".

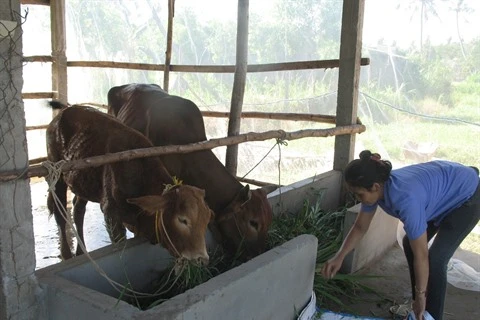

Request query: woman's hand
[
  {"left": 321, "top": 255, "right": 344, "bottom": 279},
  {"left": 412, "top": 293, "right": 426, "bottom": 320},
  {"left": 321, "top": 210, "right": 375, "bottom": 279}
]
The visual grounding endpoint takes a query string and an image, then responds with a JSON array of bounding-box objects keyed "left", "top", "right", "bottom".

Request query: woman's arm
[
  {"left": 321, "top": 209, "right": 376, "bottom": 279},
  {"left": 409, "top": 231, "right": 429, "bottom": 319}
]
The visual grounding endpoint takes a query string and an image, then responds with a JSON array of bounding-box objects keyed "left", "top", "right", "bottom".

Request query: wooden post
[
  {"left": 50, "top": 0, "right": 67, "bottom": 104},
  {"left": 225, "top": 0, "right": 249, "bottom": 175},
  {"left": 333, "top": 0, "right": 366, "bottom": 201},
  {"left": 334, "top": 0, "right": 365, "bottom": 170},
  {"left": 163, "top": 0, "right": 175, "bottom": 92}
]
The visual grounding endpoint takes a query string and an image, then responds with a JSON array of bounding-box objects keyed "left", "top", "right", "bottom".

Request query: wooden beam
[
  {"left": 333, "top": 0, "right": 366, "bottom": 199},
  {"left": 226, "top": 0, "right": 249, "bottom": 175}
]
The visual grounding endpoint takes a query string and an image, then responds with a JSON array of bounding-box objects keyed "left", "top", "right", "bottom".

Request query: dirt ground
[{"left": 325, "top": 244, "right": 480, "bottom": 320}]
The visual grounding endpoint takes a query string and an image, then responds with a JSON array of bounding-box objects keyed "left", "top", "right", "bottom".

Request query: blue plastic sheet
[{"left": 297, "top": 292, "right": 385, "bottom": 320}]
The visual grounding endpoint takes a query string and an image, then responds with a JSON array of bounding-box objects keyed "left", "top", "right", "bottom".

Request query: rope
[
  {"left": 276, "top": 139, "right": 285, "bottom": 213},
  {"left": 42, "top": 160, "right": 66, "bottom": 191},
  {"left": 241, "top": 138, "right": 288, "bottom": 180},
  {"left": 157, "top": 210, "right": 181, "bottom": 258}
]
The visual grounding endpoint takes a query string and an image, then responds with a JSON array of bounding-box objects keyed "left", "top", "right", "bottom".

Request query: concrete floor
[{"left": 325, "top": 244, "right": 480, "bottom": 320}]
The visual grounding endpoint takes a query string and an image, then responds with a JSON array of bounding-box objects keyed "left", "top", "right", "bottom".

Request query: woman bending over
[{"left": 321, "top": 150, "right": 479, "bottom": 320}]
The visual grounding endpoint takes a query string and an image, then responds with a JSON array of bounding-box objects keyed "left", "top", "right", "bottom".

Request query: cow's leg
[
  {"left": 101, "top": 203, "right": 126, "bottom": 243},
  {"left": 72, "top": 196, "right": 88, "bottom": 256},
  {"left": 47, "top": 179, "right": 72, "bottom": 260}
]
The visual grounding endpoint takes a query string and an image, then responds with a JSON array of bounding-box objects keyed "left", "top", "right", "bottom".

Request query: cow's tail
[{"left": 48, "top": 100, "right": 69, "bottom": 110}]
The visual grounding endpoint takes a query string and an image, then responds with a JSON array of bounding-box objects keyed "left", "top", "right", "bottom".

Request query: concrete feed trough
[
  {"left": 36, "top": 234, "right": 318, "bottom": 320},
  {"left": 34, "top": 170, "right": 397, "bottom": 319}
]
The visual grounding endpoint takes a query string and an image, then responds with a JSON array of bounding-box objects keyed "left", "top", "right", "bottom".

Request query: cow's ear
[
  {"left": 127, "top": 195, "right": 167, "bottom": 215},
  {"left": 237, "top": 184, "right": 251, "bottom": 204}
]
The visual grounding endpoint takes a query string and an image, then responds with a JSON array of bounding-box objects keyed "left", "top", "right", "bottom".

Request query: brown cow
[
  {"left": 46, "top": 102, "right": 214, "bottom": 263},
  {"left": 107, "top": 83, "right": 273, "bottom": 260}
]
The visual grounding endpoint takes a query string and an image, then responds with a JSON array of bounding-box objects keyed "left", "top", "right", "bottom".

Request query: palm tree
[
  {"left": 398, "top": 0, "right": 444, "bottom": 52},
  {"left": 450, "top": 0, "right": 474, "bottom": 60}
]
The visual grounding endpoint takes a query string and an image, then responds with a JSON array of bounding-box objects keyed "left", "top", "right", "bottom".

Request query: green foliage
[
  {"left": 452, "top": 72, "right": 480, "bottom": 107},
  {"left": 268, "top": 200, "right": 384, "bottom": 309},
  {"left": 127, "top": 246, "right": 244, "bottom": 310}
]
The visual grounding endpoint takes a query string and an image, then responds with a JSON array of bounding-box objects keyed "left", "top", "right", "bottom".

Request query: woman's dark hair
[{"left": 344, "top": 150, "right": 393, "bottom": 189}]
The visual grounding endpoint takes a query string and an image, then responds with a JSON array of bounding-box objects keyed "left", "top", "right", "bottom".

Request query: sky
[
  {"left": 180, "top": 0, "right": 480, "bottom": 50},
  {"left": 21, "top": 0, "right": 480, "bottom": 54},
  {"left": 363, "top": 0, "right": 480, "bottom": 49}
]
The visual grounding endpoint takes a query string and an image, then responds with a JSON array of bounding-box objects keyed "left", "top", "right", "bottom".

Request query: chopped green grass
[
  {"left": 129, "top": 246, "right": 243, "bottom": 310},
  {"left": 123, "top": 199, "right": 384, "bottom": 312},
  {"left": 268, "top": 199, "right": 385, "bottom": 310}
]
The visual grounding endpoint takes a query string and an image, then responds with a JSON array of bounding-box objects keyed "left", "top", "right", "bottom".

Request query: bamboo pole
[
  {"left": 21, "top": 0, "right": 49, "bottom": 5},
  {"left": 22, "top": 92, "right": 54, "bottom": 99},
  {"left": 163, "top": 0, "right": 175, "bottom": 92},
  {"left": 29, "top": 157, "right": 47, "bottom": 165},
  {"left": 203, "top": 111, "right": 337, "bottom": 123},
  {"left": 236, "top": 176, "right": 278, "bottom": 188},
  {"left": 29, "top": 58, "right": 371, "bottom": 73},
  {"left": 0, "top": 124, "right": 366, "bottom": 182},
  {"left": 226, "top": 0, "right": 249, "bottom": 175},
  {"left": 22, "top": 55, "right": 52, "bottom": 63},
  {"left": 50, "top": 0, "right": 67, "bottom": 104},
  {"left": 26, "top": 124, "right": 48, "bottom": 131},
  {"left": 66, "top": 60, "right": 166, "bottom": 71},
  {"left": 24, "top": 112, "right": 362, "bottom": 131}
]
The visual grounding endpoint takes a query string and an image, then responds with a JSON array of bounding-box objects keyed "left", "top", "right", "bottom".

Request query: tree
[
  {"left": 449, "top": 0, "right": 474, "bottom": 59},
  {"left": 397, "top": 0, "right": 445, "bottom": 52}
]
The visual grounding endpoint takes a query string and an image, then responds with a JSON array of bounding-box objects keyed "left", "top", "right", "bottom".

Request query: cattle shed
[{"left": 0, "top": 0, "right": 399, "bottom": 319}]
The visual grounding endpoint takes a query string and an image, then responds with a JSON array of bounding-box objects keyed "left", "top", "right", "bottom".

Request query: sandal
[{"left": 389, "top": 301, "right": 412, "bottom": 318}]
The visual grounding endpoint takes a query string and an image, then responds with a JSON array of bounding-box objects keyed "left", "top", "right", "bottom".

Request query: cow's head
[
  {"left": 127, "top": 185, "right": 214, "bottom": 264},
  {"left": 215, "top": 185, "right": 273, "bottom": 261}
]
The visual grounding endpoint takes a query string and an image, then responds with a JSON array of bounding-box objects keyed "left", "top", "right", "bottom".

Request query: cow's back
[
  {"left": 47, "top": 106, "right": 171, "bottom": 202},
  {"left": 108, "top": 84, "right": 241, "bottom": 212},
  {"left": 108, "top": 84, "right": 206, "bottom": 145}
]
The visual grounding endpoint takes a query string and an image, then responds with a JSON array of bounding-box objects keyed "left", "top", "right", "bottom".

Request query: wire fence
[{"left": 0, "top": 10, "right": 27, "bottom": 171}]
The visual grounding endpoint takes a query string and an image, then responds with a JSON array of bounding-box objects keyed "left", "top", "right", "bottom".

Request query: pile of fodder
[
  {"left": 127, "top": 247, "right": 243, "bottom": 310},
  {"left": 123, "top": 200, "right": 381, "bottom": 311},
  {"left": 267, "top": 200, "right": 383, "bottom": 309}
]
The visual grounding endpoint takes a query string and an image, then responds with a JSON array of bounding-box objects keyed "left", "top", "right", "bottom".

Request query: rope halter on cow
[{"left": 155, "top": 209, "right": 181, "bottom": 258}]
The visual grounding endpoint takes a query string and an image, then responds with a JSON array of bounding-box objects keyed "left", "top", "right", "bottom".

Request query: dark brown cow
[
  {"left": 107, "top": 83, "right": 273, "bottom": 260},
  {"left": 46, "top": 102, "right": 214, "bottom": 263}
]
